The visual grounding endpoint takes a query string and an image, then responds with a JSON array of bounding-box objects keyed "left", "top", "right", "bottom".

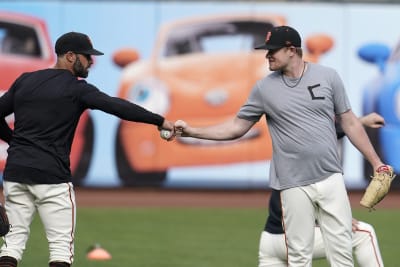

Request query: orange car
[
  {"left": 113, "top": 13, "right": 333, "bottom": 186},
  {"left": 0, "top": 11, "right": 93, "bottom": 184}
]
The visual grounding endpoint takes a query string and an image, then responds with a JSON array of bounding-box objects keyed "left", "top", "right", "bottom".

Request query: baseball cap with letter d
[{"left": 255, "top": 26, "right": 301, "bottom": 50}]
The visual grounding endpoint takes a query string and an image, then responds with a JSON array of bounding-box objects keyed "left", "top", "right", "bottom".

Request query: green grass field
[{"left": 1, "top": 207, "right": 398, "bottom": 266}]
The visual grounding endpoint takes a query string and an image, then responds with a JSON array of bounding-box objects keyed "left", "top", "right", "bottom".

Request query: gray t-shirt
[{"left": 237, "top": 62, "right": 351, "bottom": 190}]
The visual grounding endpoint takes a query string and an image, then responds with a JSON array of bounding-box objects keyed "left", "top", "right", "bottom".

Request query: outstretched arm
[{"left": 175, "top": 116, "right": 256, "bottom": 141}]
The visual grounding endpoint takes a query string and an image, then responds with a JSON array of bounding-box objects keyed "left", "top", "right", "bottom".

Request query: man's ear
[{"left": 66, "top": 51, "right": 76, "bottom": 63}]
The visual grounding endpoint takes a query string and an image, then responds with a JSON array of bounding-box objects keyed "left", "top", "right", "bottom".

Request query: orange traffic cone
[{"left": 86, "top": 244, "right": 112, "bottom": 261}]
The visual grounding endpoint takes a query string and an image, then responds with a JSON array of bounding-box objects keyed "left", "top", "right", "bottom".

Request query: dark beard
[{"left": 73, "top": 56, "right": 89, "bottom": 78}]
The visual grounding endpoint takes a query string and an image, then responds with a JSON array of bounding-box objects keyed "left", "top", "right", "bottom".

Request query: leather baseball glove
[
  {"left": 360, "top": 165, "right": 396, "bottom": 210},
  {"left": 0, "top": 203, "right": 10, "bottom": 236}
]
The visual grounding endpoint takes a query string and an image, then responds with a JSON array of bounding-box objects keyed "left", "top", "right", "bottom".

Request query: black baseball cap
[
  {"left": 55, "top": 32, "right": 104, "bottom": 56},
  {"left": 255, "top": 26, "right": 301, "bottom": 50}
]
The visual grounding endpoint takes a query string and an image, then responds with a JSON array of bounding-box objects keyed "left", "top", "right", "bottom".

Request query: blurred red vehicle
[
  {"left": 0, "top": 11, "right": 93, "bottom": 184},
  {"left": 113, "top": 13, "right": 333, "bottom": 186}
]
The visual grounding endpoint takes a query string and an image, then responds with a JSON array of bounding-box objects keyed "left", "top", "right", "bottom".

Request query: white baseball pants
[
  {"left": 259, "top": 221, "right": 384, "bottom": 267},
  {"left": 281, "top": 173, "right": 353, "bottom": 267},
  {"left": 0, "top": 181, "right": 76, "bottom": 264}
]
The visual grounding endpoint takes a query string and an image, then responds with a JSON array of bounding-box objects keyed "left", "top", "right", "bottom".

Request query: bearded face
[{"left": 73, "top": 55, "right": 89, "bottom": 78}]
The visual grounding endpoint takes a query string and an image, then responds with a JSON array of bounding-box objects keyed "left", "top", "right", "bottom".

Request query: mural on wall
[
  {"left": 0, "top": 1, "right": 400, "bottom": 188},
  {"left": 358, "top": 41, "right": 400, "bottom": 187},
  {"left": 112, "top": 13, "right": 333, "bottom": 187}
]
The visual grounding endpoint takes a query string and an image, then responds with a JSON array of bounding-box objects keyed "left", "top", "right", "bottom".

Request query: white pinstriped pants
[
  {"left": 259, "top": 220, "right": 384, "bottom": 267},
  {"left": 0, "top": 181, "right": 76, "bottom": 264},
  {"left": 281, "top": 173, "right": 353, "bottom": 267}
]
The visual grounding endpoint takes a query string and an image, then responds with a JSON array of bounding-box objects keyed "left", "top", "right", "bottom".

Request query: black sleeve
[
  {"left": 335, "top": 121, "right": 345, "bottom": 139},
  {"left": 79, "top": 83, "right": 165, "bottom": 127},
  {"left": 0, "top": 87, "right": 14, "bottom": 118},
  {"left": 264, "top": 189, "right": 284, "bottom": 234},
  {"left": 0, "top": 119, "right": 12, "bottom": 144},
  {"left": 0, "top": 85, "right": 15, "bottom": 144}
]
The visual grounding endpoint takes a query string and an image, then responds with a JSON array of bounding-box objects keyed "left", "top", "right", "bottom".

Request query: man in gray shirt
[{"left": 174, "top": 26, "right": 388, "bottom": 266}]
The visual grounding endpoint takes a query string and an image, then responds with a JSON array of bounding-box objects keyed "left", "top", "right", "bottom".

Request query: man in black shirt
[
  {"left": 0, "top": 32, "right": 174, "bottom": 267},
  {"left": 259, "top": 113, "right": 385, "bottom": 267}
]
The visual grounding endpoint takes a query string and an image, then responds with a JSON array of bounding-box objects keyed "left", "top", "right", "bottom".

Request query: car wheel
[
  {"left": 72, "top": 116, "right": 94, "bottom": 185},
  {"left": 115, "top": 123, "right": 166, "bottom": 187}
]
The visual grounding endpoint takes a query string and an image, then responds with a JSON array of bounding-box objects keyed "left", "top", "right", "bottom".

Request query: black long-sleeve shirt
[
  {"left": 0, "top": 69, "right": 164, "bottom": 184},
  {"left": 0, "top": 119, "right": 12, "bottom": 143},
  {"left": 264, "top": 189, "right": 284, "bottom": 234}
]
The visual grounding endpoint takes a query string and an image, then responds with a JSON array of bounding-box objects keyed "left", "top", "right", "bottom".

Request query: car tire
[
  {"left": 72, "top": 115, "right": 94, "bottom": 186},
  {"left": 115, "top": 123, "right": 166, "bottom": 187}
]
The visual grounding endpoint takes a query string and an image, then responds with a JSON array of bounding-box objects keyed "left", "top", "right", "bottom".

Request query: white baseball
[{"left": 160, "top": 129, "right": 172, "bottom": 139}]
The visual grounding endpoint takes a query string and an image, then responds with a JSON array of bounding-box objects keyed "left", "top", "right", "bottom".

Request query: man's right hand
[{"left": 174, "top": 120, "right": 188, "bottom": 137}]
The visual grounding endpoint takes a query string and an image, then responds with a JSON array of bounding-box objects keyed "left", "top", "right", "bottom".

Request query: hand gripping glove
[
  {"left": 360, "top": 165, "right": 396, "bottom": 210},
  {"left": 0, "top": 203, "right": 10, "bottom": 236}
]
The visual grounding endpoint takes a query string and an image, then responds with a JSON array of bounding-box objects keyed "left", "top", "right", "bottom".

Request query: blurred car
[
  {"left": 113, "top": 13, "right": 334, "bottom": 186},
  {"left": 0, "top": 11, "right": 93, "bottom": 184},
  {"left": 358, "top": 41, "right": 400, "bottom": 187}
]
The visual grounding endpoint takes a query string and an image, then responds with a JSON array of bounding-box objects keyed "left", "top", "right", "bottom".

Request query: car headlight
[{"left": 128, "top": 77, "right": 170, "bottom": 115}]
